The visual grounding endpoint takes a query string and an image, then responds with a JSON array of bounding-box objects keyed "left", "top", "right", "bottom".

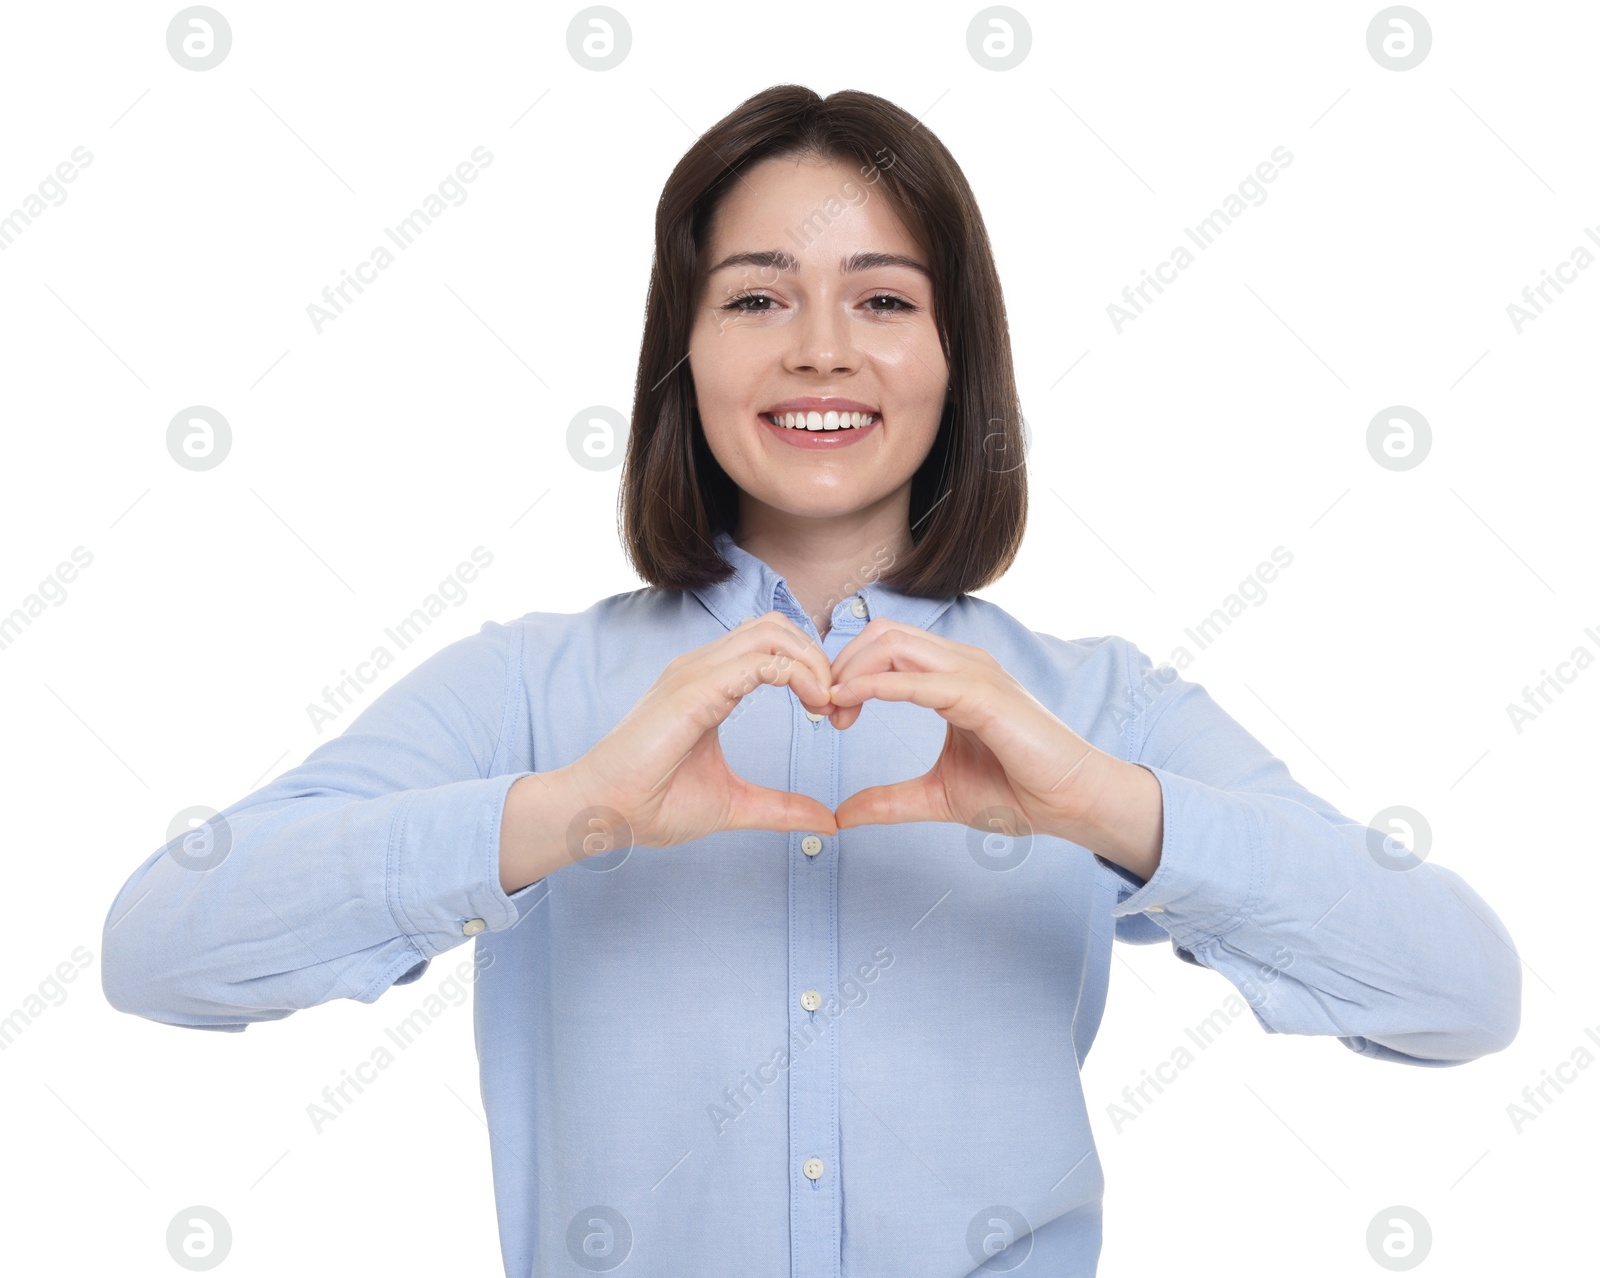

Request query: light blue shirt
[{"left": 102, "top": 528, "right": 1521, "bottom": 1276}]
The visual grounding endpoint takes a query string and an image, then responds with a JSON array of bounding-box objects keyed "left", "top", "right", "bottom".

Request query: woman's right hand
[{"left": 561, "top": 612, "right": 841, "bottom": 855}]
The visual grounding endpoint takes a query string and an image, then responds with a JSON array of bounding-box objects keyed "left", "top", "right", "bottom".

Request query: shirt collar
[{"left": 692, "top": 529, "right": 958, "bottom": 638}]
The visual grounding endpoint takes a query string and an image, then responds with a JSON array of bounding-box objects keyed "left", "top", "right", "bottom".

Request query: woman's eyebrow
[{"left": 707, "top": 249, "right": 930, "bottom": 279}]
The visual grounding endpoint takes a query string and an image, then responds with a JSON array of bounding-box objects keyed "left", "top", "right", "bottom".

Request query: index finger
[
  {"left": 726, "top": 611, "right": 836, "bottom": 711},
  {"left": 827, "top": 619, "right": 964, "bottom": 689}
]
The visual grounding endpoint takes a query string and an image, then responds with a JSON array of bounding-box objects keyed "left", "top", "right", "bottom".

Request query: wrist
[
  {"left": 1054, "top": 754, "right": 1164, "bottom": 882},
  {"left": 499, "top": 766, "right": 591, "bottom": 894}
]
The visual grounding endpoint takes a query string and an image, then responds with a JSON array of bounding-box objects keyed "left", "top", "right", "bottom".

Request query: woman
[{"left": 103, "top": 85, "right": 1521, "bottom": 1276}]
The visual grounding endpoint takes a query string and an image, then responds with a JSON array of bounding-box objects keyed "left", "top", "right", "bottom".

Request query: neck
[{"left": 732, "top": 502, "right": 914, "bottom": 639}]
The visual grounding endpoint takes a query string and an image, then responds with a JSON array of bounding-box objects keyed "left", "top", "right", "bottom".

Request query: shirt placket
[{"left": 778, "top": 584, "right": 868, "bottom": 1278}]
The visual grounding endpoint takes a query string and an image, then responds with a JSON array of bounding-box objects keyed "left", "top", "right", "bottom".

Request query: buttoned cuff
[
  {"left": 388, "top": 771, "right": 534, "bottom": 960},
  {"left": 1105, "top": 764, "right": 1265, "bottom": 951}
]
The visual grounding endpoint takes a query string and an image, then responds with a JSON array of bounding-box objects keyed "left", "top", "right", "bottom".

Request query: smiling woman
[
  {"left": 101, "top": 83, "right": 1522, "bottom": 1278},
  {"left": 622, "top": 83, "right": 1027, "bottom": 609}
]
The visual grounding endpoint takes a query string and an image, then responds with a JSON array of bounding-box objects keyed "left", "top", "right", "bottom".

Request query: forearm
[
  {"left": 103, "top": 773, "right": 528, "bottom": 1026},
  {"left": 1107, "top": 765, "right": 1522, "bottom": 1061},
  {"left": 1100, "top": 637, "right": 1521, "bottom": 1062}
]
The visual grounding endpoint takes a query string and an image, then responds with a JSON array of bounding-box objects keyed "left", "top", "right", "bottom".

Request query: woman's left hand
[{"left": 825, "top": 620, "right": 1163, "bottom": 877}]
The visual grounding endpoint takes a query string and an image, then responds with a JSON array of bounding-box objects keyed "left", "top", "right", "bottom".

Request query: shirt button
[
  {"left": 801, "top": 835, "right": 823, "bottom": 857},
  {"left": 804, "top": 709, "right": 826, "bottom": 722},
  {"left": 800, "top": 989, "right": 822, "bottom": 1012},
  {"left": 740, "top": 614, "right": 757, "bottom": 624},
  {"left": 803, "top": 1157, "right": 825, "bottom": 1181},
  {"left": 462, "top": 918, "right": 486, "bottom": 935},
  {"left": 1146, "top": 905, "right": 1165, "bottom": 913},
  {"left": 850, "top": 596, "right": 868, "bottom": 618}
]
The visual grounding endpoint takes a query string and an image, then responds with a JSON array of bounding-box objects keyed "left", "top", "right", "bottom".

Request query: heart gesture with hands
[{"left": 565, "top": 611, "right": 1163, "bottom": 881}]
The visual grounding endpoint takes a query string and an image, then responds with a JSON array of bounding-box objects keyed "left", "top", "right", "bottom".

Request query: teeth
[{"left": 764, "top": 410, "right": 878, "bottom": 431}]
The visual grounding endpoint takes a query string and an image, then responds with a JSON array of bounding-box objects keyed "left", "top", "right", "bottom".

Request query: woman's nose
[{"left": 786, "top": 293, "right": 858, "bottom": 373}]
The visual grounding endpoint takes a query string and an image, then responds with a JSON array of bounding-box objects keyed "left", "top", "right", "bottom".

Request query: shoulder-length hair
[{"left": 618, "top": 83, "right": 1027, "bottom": 598}]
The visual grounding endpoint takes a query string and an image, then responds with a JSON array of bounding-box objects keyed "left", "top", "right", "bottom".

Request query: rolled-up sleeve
[
  {"left": 1101, "top": 638, "right": 1522, "bottom": 1066},
  {"left": 101, "top": 618, "right": 538, "bottom": 1031}
]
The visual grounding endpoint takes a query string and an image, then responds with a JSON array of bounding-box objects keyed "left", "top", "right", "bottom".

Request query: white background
[{"left": 0, "top": 1, "right": 1593, "bottom": 1273}]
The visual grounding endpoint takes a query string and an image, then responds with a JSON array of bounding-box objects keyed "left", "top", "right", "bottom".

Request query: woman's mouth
[{"left": 759, "top": 409, "right": 880, "bottom": 449}]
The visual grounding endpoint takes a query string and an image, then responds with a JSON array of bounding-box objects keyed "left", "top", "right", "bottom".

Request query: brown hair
[{"left": 618, "top": 83, "right": 1027, "bottom": 598}]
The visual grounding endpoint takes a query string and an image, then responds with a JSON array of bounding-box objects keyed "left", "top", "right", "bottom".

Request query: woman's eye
[{"left": 720, "top": 292, "right": 917, "bottom": 314}]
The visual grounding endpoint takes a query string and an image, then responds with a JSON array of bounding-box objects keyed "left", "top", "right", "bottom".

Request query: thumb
[
  {"left": 834, "top": 774, "right": 944, "bottom": 830},
  {"left": 725, "top": 776, "right": 840, "bottom": 837}
]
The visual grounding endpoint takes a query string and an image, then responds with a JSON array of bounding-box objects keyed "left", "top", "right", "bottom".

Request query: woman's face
[{"left": 688, "top": 153, "right": 949, "bottom": 525}]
